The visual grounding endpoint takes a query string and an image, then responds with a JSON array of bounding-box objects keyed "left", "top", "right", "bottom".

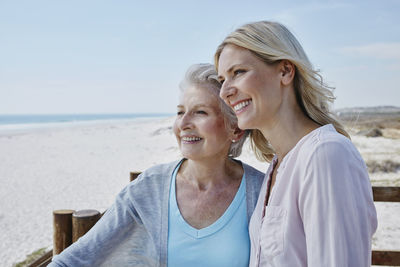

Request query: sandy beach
[{"left": 1, "top": 116, "right": 399, "bottom": 266}]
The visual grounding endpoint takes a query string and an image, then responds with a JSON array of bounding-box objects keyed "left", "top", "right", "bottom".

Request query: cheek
[
  {"left": 237, "top": 73, "right": 260, "bottom": 95},
  {"left": 208, "top": 120, "right": 230, "bottom": 139},
  {"left": 251, "top": 75, "right": 267, "bottom": 93},
  {"left": 243, "top": 76, "right": 278, "bottom": 105},
  {"left": 216, "top": 118, "right": 227, "bottom": 129},
  {"left": 172, "top": 121, "right": 180, "bottom": 139}
]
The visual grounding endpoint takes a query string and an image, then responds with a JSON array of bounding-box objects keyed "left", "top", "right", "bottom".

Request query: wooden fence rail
[
  {"left": 372, "top": 250, "right": 400, "bottom": 266},
  {"left": 28, "top": 173, "right": 400, "bottom": 266},
  {"left": 373, "top": 186, "right": 400, "bottom": 202}
]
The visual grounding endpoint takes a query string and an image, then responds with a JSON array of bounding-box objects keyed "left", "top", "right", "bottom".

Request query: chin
[
  {"left": 238, "top": 119, "right": 252, "bottom": 131},
  {"left": 238, "top": 113, "right": 259, "bottom": 131},
  {"left": 183, "top": 156, "right": 200, "bottom": 161},
  {"left": 181, "top": 152, "right": 197, "bottom": 160}
]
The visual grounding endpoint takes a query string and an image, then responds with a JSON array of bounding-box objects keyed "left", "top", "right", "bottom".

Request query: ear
[
  {"left": 279, "top": 60, "right": 295, "bottom": 86},
  {"left": 231, "top": 127, "right": 245, "bottom": 143}
]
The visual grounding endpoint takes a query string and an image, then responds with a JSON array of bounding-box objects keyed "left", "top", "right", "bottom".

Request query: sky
[{"left": 0, "top": 0, "right": 399, "bottom": 114}]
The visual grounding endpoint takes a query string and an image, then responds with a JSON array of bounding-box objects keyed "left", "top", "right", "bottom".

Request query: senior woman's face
[{"left": 173, "top": 85, "right": 233, "bottom": 161}]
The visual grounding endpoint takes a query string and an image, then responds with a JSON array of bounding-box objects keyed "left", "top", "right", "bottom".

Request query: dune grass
[{"left": 13, "top": 247, "right": 50, "bottom": 267}]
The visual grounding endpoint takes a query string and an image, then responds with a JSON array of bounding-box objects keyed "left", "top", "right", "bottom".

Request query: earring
[{"left": 232, "top": 139, "right": 236, "bottom": 143}]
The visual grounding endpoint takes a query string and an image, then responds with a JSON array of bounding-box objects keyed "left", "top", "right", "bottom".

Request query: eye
[
  {"left": 233, "top": 69, "right": 245, "bottom": 76},
  {"left": 217, "top": 76, "right": 225, "bottom": 85},
  {"left": 177, "top": 111, "right": 184, "bottom": 115},
  {"left": 195, "top": 110, "right": 207, "bottom": 115}
]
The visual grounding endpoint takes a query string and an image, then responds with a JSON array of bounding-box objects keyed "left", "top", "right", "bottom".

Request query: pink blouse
[{"left": 249, "top": 124, "right": 377, "bottom": 267}]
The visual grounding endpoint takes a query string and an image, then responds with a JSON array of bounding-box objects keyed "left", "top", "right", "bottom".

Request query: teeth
[
  {"left": 234, "top": 100, "right": 252, "bottom": 111},
  {"left": 182, "top": 137, "right": 202, "bottom": 141}
]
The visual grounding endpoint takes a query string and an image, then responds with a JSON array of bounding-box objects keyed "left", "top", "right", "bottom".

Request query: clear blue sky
[{"left": 1, "top": 0, "right": 399, "bottom": 114}]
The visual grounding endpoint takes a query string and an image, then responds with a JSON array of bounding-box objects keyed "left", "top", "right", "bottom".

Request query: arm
[
  {"left": 298, "top": 141, "right": 377, "bottom": 267},
  {"left": 49, "top": 183, "right": 154, "bottom": 267}
]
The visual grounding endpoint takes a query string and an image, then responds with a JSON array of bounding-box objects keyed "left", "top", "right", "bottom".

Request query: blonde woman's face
[
  {"left": 217, "top": 44, "right": 284, "bottom": 131},
  {"left": 173, "top": 85, "right": 233, "bottom": 161}
]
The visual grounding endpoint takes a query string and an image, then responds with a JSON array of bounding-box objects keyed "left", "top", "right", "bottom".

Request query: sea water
[{"left": 0, "top": 113, "right": 172, "bottom": 134}]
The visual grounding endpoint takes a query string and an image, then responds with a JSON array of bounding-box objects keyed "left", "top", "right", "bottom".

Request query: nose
[
  {"left": 177, "top": 112, "right": 193, "bottom": 131},
  {"left": 220, "top": 80, "right": 237, "bottom": 105}
]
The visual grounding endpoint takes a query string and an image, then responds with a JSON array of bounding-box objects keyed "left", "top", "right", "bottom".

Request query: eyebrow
[
  {"left": 217, "top": 64, "right": 242, "bottom": 80},
  {"left": 176, "top": 104, "right": 212, "bottom": 109}
]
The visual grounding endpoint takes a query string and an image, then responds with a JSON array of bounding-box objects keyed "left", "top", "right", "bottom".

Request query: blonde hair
[{"left": 215, "top": 21, "right": 349, "bottom": 162}]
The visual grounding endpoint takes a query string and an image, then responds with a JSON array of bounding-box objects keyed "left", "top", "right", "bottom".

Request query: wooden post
[
  {"left": 72, "top": 209, "right": 101, "bottom": 242},
  {"left": 130, "top": 171, "right": 141, "bottom": 182},
  {"left": 53, "top": 209, "right": 75, "bottom": 255}
]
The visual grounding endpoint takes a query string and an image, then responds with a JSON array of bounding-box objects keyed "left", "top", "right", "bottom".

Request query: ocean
[{"left": 0, "top": 113, "right": 173, "bottom": 133}]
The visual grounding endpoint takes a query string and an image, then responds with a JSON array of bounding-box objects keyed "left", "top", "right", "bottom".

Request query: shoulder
[
  {"left": 242, "top": 161, "right": 265, "bottom": 179},
  {"left": 240, "top": 160, "right": 265, "bottom": 189},
  {"left": 294, "top": 126, "right": 368, "bottom": 184},
  {"left": 123, "top": 160, "right": 181, "bottom": 196},
  {"left": 299, "top": 125, "right": 363, "bottom": 166},
  {"left": 113, "top": 160, "right": 182, "bottom": 215},
  {"left": 134, "top": 160, "right": 181, "bottom": 182}
]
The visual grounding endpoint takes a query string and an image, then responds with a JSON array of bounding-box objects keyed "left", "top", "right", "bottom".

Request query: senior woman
[
  {"left": 49, "top": 63, "right": 264, "bottom": 267},
  {"left": 215, "top": 21, "right": 377, "bottom": 266}
]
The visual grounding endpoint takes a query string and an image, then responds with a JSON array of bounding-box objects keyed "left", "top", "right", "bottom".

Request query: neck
[
  {"left": 260, "top": 98, "right": 320, "bottom": 162},
  {"left": 179, "top": 157, "right": 240, "bottom": 190}
]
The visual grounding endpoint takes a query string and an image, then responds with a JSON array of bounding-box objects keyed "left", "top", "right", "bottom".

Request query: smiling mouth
[
  {"left": 233, "top": 99, "right": 252, "bottom": 112},
  {"left": 181, "top": 136, "right": 203, "bottom": 143}
]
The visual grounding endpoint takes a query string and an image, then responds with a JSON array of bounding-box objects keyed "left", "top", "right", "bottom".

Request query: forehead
[
  {"left": 218, "top": 44, "right": 258, "bottom": 72},
  {"left": 178, "top": 85, "right": 221, "bottom": 109}
]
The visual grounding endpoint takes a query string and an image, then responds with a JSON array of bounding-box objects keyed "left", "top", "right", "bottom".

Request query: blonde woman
[{"left": 215, "top": 21, "right": 377, "bottom": 267}]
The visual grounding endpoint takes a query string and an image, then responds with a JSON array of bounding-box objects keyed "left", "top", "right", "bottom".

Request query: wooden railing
[
  {"left": 28, "top": 174, "right": 400, "bottom": 266},
  {"left": 372, "top": 187, "right": 400, "bottom": 202},
  {"left": 371, "top": 186, "right": 400, "bottom": 266}
]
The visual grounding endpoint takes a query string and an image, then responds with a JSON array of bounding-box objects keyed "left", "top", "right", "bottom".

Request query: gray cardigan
[{"left": 50, "top": 159, "right": 264, "bottom": 267}]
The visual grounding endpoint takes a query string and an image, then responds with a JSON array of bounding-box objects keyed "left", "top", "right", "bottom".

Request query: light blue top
[
  {"left": 167, "top": 162, "right": 250, "bottom": 267},
  {"left": 49, "top": 160, "right": 264, "bottom": 267}
]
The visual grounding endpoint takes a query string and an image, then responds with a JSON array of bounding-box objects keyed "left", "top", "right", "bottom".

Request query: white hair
[{"left": 179, "top": 63, "right": 249, "bottom": 158}]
